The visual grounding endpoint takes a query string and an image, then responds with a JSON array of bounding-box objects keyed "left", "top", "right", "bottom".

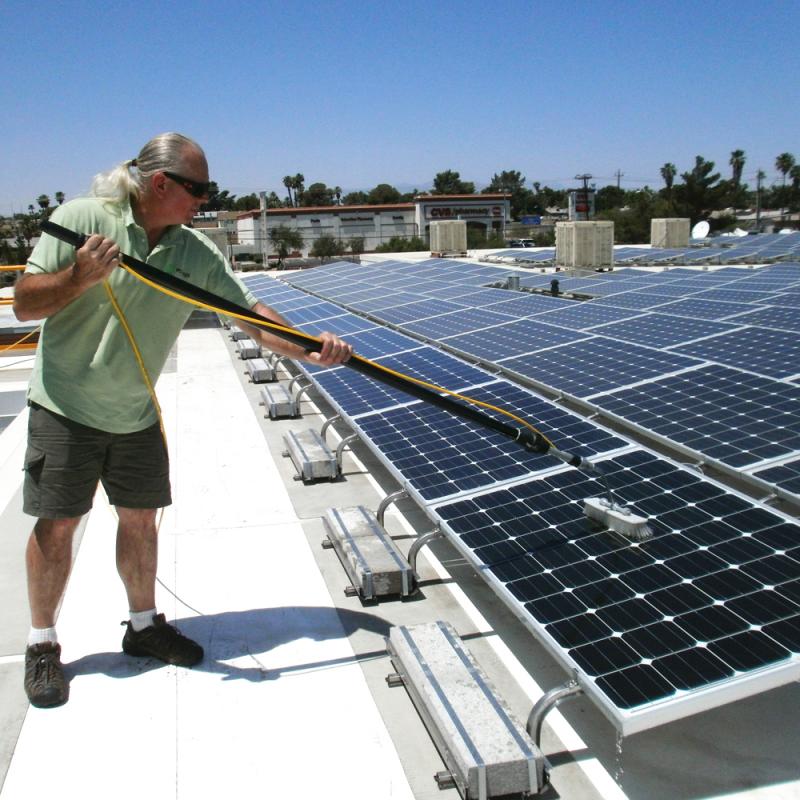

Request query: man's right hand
[{"left": 73, "top": 235, "right": 121, "bottom": 289}]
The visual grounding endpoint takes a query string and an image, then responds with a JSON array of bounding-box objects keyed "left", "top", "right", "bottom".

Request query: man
[{"left": 13, "top": 132, "right": 352, "bottom": 708}]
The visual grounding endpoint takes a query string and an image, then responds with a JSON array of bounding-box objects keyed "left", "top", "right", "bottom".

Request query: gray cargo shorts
[{"left": 23, "top": 402, "right": 171, "bottom": 520}]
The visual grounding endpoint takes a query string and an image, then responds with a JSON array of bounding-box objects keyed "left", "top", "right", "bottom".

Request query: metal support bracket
[
  {"left": 376, "top": 489, "right": 409, "bottom": 527},
  {"left": 320, "top": 414, "right": 342, "bottom": 442},
  {"left": 335, "top": 433, "right": 359, "bottom": 469},
  {"left": 407, "top": 525, "right": 443, "bottom": 574},
  {"left": 526, "top": 672, "right": 584, "bottom": 749}
]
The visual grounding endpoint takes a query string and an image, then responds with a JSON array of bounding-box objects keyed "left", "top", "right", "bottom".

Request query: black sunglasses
[{"left": 163, "top": 171, "right": 212, "bottom": 199}]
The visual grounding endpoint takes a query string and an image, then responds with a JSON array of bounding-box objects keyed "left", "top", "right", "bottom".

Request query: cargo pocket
[{"left": 23, "top": 445, "right": 46, "bottom": 485}]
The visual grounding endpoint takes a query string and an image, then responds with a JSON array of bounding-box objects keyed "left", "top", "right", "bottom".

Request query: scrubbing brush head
[{"left": 583, "top": 497, "right": 653, "bottom": 541}]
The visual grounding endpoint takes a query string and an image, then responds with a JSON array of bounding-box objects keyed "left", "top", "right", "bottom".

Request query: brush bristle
[{"left": 583, "top": 497, "right": 653, "bottom": 541}]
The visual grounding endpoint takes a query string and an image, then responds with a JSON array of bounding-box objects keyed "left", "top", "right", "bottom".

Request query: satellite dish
[{"left": 691, "top": 220, "right": 710, "bottom": 239}]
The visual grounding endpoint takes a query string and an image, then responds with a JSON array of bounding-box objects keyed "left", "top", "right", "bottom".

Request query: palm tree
[
  {"left": 775, "top": 152, "right": 795, "bottom": 187},
  {"left": 55, "top": 191, "right": 65, "bottom": 205},
  {"left": 333, "top": 186, "right": 342, "bottom": 206},
  {"left": 660, "top": 163, "right": 677, "bottom": 206},
  {"left": 729, "top": 150, "right": 746, "bottom": 186},
  {"left": 36, "top": 194, "right": 50, "bottom": 213},
  {"left": 282, "top": 175, "right": 294, "bottom": 207},
  {"left": 775, "top": 153, "right": 796, "bottom": 218},
  {"left": 292, "top": 173, "right": 305, "bottom": 207}
]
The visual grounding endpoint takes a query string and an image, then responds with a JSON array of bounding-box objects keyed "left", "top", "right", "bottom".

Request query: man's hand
[
  {"left": 72, "top": 234, "right": 121, "bottom": 290},
  {"left": 308, "top": 331, "right": 353, "bottom": 366}
]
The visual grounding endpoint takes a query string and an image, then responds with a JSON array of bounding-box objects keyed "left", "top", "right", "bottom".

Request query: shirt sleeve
[{"left": 25, "top": 204, "right": 86, "bottom": 276}]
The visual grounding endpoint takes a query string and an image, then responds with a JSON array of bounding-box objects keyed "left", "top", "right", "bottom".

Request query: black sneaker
[
  {"left": 121, "top": 613, "right": 204, "bottom": 667},
  {"left": 24, "top": 642, "right": 69, "bottom": 708}
]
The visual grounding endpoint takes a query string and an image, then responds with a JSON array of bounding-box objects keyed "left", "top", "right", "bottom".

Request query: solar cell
[
  {"left": 498, "top": 339, "right": 703, "bottom": 399},
  {"left": 432, "top": 449, "right": 800, "bottom": 732},
  {"left": 590, "top": 364, "right": 800, "bottom": 468}
]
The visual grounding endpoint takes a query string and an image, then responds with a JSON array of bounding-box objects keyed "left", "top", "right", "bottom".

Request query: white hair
[{"left": 89, "top": 132, "right": 205, "bottom": 203}]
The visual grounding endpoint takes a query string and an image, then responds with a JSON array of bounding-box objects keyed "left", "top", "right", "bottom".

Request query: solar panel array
[
  {"left": 240, "top": 256, "right": 800, "bottom": 734},
  {"left": 488, "top": 231, "right": 800, "bottom": 267}
]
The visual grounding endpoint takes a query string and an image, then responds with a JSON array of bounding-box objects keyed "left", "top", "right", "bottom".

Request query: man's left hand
[{"left": 308, "top": 332, "right": 353, "bottom": 366}]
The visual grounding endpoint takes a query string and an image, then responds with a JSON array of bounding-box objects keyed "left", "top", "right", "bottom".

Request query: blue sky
[{"left": 1, "top": 0, "right": 797, "bottom": 215}]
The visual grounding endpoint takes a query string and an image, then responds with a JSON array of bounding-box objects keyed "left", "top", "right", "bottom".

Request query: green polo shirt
[{"left": 25, "top": 197, "right": 257, "bottom": 433}]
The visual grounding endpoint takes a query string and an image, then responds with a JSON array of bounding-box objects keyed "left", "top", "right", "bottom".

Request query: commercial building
[{"left": 208, "top": 193, "right": 510, "bottom": 259}]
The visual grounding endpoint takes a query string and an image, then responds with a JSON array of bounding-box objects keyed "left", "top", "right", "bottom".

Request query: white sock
[
  {"left": 129, "top": 608, "right": 158, "bottom": 632},
  {"left": 28, "top": 626, "right": 58, "bottom": 647}
]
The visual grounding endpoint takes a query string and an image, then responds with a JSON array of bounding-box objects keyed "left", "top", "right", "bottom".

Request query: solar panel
[
  {"left": 673, "top": 327, "right": 800, "bottom": 380},
  {"left": 352, "top": 381, "right": 628, "bottom": 504},
  {"left": 294, "top": 313, "right": 378, "bottom": 336},
  {"left": 591, "top": 314, "right": 742, "bottom": 349},
  {"left": 481, "top": 295, "right": 573, "bottom": 316},
  {"left": 653, "top": 298, "right": 755, "bottom": 320},
  {"left": 751, "top": 458, "right": 800, "bottom": 498},
  {"left": 498, "top": 339, "right": 703, "bottom": 399},
  {"left": 525, "top": 303, "right": 641, "bottom": 330},
  {"left": 333, "top": 327, "right": 420, "bottom": 359},
  {"left": 594, "top": 293, "right": 674, "bottom": 310},
  {"left": 723, "top": 306, "right": 800, "bottom": 332},
  {"left": 442, "top": 320, "right": 589, "bottom": 363},
  {"left": 369, "top": 298, "right": 468, "bottom": 325},
  {"left": 432, "top": 448, "right": 800, "bottom": 734},
  {"left": 590, "top": 364, "right": 800, "bottom": 469},
  {"left": 403, "top": 308, "right": 518, "bottom": 340}
]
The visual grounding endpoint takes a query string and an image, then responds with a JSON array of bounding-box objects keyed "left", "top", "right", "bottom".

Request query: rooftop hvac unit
[
  {"left": 556, "top": 221, "right": 613, "bottom": 268},
  {"left": 651, "top": 218, "right": 690, "bottom": 248},
  {"left": 430, "top": 220, "right": 467, "bottom": 255}
]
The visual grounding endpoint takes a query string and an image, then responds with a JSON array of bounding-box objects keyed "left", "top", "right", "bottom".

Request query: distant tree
[
  {"left": 483, "top": 170, "right": 529, "bottom": 219},
  {"left": 267, "top": 191, "right": 283, "bottom": 208},
  {"left": 594, "top": 185, "right": 627, "bottom": 212},
  {"left": 54, "top": 191, "right": 65, "bottom": 206},
  {"left": 301, "top": 182, "right": 335, "bottom": 207},
  {"left": 292, "top": 173, "right": 305, "bottom": 207},
  {"left": 729, "top": 150, "right": 746, "bottom": 186},
  {"left": 432, "top": 170, "right": 474, "bottom": 195},
  {"left": 268, "top": 224, "right": 304, "bottom": 268},
  {"left": 36, "top": 195, "right": 50, "bottom": 214},
  {"left": 232, "top": 193, "right": 259, "bottom": 211},
  {"left": 201, "top": 182, "right": 235, "bottom": 212},
  {"left": 366, "top": 183, "right": 402, "bottom": 204},
  {"left": 660, "top": 163, "right": 677, "bottom": 205},
  {"left": 375, "top": 235, "right": 427, "bottom": 252},
  {"left": 674, "top": 156, "right": 723, "bottom": 222},
  {"left": 282, "top": 175, "right": 294, "bottom": 207},
  {"left": 310, "top": 234, "right": 346, "bottom": 262},
  {"left": 348, "top": 236, "right": 365, "bottom": 255},
  {"left": 343, "top": 190, "right": 368, "bottom": 205},
  {"left": 775, "top": 152, "right": 795, "bottom": 187},
  {"left": 775, "top": 153, "right": 796, "bottom": 217},
  {"left": 333, "top": 186, "right": 342, "bottom": 205}
]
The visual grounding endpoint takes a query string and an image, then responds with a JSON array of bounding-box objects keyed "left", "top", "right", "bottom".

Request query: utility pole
[
  {"left": 755, "top": 170, "right": 765, "bottom": 232},
  {"left": 615, "top": 169, "right": 624, "bottom": 189},
  {"left": 573, "top": 174, "right": 593, "bottom": 220}
]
